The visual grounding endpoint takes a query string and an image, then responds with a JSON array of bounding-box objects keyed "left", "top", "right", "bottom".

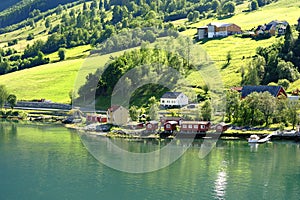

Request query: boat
[{"left": 248, "top": 134, "right": 260, "bottom": 143}]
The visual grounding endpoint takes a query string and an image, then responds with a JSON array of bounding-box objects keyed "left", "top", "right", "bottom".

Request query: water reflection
[
  {"left": 214, "top": 171, "right": 227, "bottom": 200},
  {"left": 249, "top": 143, "right": 259, "bottom": 152}
]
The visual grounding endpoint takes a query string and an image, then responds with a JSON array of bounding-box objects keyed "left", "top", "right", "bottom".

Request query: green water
[{"left": 1, "top": 122, "right": 300, "bottom": 200}]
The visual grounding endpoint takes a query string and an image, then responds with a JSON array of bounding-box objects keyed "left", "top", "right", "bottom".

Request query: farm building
[
  {"left": 180, "top": 121, "right": 211, "bottom": 133},
  {"left": 160, "top": 92, "right": 188, "bottom": 108},
  {"left": 255, "top": 20, "right": 288, "bottom": 36},
  {"left": 198, "top": 22, "right": 242, "bottom": 39}
]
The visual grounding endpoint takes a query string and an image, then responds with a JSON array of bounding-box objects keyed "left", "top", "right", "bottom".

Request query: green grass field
[{"left": 0, "top": 49, "right": 125, "bottom": 103}]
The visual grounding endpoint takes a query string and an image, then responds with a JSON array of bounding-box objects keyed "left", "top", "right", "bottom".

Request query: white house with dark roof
[{"left": 160, "top": 92, "right": 188, "bottom": 107}]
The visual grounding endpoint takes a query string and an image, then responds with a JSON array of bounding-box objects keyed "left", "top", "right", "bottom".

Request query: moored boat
[{"left": 248, "top": 134, "right": 260, "bottom": 143}]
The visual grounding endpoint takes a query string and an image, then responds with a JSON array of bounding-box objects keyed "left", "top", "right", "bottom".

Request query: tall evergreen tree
[{"left": 282, "top": 24, "right": 294, "bottom": 54}]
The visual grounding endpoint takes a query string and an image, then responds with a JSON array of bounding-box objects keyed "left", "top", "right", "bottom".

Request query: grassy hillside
[
  {"left": 0, "top": 48, "right": 124, "bottom": 103},
  {"left": 179, "top": 0, "right": 300, "bottom": 87},
  {"left": 0, "top": 0, "right": 299, "bottom": 103}
]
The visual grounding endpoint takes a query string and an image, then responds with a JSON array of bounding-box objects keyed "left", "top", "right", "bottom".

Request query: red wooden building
[
  {"left": 164, "top": 121, "right": 178, "bottom": 132},
  {"left": 215, "top": 122, "right": 229, "bottom": 133},
  {"left": 160, "top": 117, "right": 182, "bottom": 125},
  {"left": 86, "top": 115, "right": 107, "bottom": 123},
  {"left": 146, "top": 121, "right": 159, "bottom": 131},
  {"left": 180, "top": 121, "right": 211, "bottom": 132}
]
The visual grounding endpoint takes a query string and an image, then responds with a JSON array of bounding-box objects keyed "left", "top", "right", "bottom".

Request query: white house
[{"left": 160, "top": 92, "right": 188, "bottom": 108}]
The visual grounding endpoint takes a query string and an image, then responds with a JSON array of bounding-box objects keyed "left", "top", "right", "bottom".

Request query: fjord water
[{"left": 1, "top": 122, "right": 300, "bottom": 200}]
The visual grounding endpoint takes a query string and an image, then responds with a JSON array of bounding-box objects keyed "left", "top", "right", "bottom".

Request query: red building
[
  {"left": 164, "top": 121, "right": 178, "bottom": 132},
  {"left": 146, "top": 121, "right": 159, "bottom": 131},
  {"left": 86, "top": 115, "right": 107, "bottom": 123},
  {"left": 180, "top": 121, "right": 211, "bottom": 132},
  {"left": 215, "top": 122, "right": 229, "bottom": 133},
  {"left": 160, "top": 117, "right": 182, "bottom": 125}
]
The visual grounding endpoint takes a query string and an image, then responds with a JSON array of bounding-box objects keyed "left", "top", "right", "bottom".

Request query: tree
[
  {"left": 257, "top": 92, "right": 276, "bottom": 127},
  {"left": 211, "top": 0, "right": 221, "bottom": 13},
  {"left": 282, "top": 24, "right": 294, "bottom": 54},
  {"left": 287, "top": 100, "right": 300, "bottom": 130},
  {"left": 0, "top": 85, "right": 8, "bottom": 108},
  {"left": 244, "top": 92, "right": 260, "bottom": 125},
  {"left": 99, "top": 0, "right": 104, "bottom": 10},
  {"left": 56, "top": 4, "right": 63, "bottom": 15},
  {"left": 226, "top": 51, "right": 232, "bottom": 65},
  {"left": 149, "top": 103, "right": 159, "bottom": 120},
  {"left": 250, "top": 0, "right": 259, "bottom": 11},
  {"left": 222, "top": 2, "right": 235, "bottom": 14},
  {"left": 129, "top": 105, "right": 139, "bottom": 121},
  {"left": 225, "top": 90, "right": 240, "bottom": 122},
  {"left": 148, "top": 96, "right": 159, "bottom": 120},
  {"left": 193, "top": 11, "right": 200, "bottom": 22},
  {"left": 45, "top": 18, "right": 51, "bottom": 28},
  {"left": 201, "top": 100, "right": 212, "bottom": 121},
  {"left": 7, "top": 94, "right": 17, "bottom": 110},
  {"left": 187, "top": 12, "right": 193, "bottom": 22},
  {"left": 58, "top": 48, "right": 66, "bottom": 61},
  {"left": 278, "top": 79, "right": 290, "bottom": 90}
]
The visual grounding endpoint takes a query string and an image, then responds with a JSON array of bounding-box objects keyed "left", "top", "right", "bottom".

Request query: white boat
[{"left": 248, "top": 135, "right": 260, "bottom": 143}]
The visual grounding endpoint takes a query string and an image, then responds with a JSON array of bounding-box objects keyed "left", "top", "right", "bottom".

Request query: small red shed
[
  {"left": 164, "top": 121, "right": 178, "bottom": 132},
  {"left": 215, "top": 122, "right": 229, "bottom": 133},
  {"left": 146, "top": 121, "right": 159, "bottom": 131}
]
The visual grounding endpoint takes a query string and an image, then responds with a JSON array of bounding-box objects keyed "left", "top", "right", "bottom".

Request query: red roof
[{"left": 108, "top": 105, "right": 120, "bottom": 112}]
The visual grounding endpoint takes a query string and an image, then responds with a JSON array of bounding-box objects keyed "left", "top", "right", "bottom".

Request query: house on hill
[
  {"left": 255, "top": 20, "right": 288, "bottom": 36},
  {"left": 241, "top": 85, "right": 287, "bottom": 98},
  {"left": 197, "top": 22, "right": 242, "bottom": 39},
  {"left": 160, "top": 92, "right": 188, "bottom": 108}
]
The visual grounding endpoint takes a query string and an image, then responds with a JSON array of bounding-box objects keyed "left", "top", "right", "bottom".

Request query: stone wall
[{"left": 15, "top": 101, "right": 72, "bottom": 110}]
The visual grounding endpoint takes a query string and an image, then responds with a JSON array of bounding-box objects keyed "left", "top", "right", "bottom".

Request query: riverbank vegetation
[{"left": 226, "top": 90, "right": 300, "bottom": 129}]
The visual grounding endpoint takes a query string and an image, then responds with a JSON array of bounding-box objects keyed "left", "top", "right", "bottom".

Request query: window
[
  {"left": 162, "top": 100, "right": 165, "bottom": 103},
  {"left": 182, "top": 125, "right": 187, "bottom": 128},
  {"left": 200, "top": 125, "right": 205, "bottom": 129},
  {"left": 188, "top": 125, "right": 193, "bottom": 128},
  {"left": 194, "top": 125, "right": 198, "bottom": 129}
]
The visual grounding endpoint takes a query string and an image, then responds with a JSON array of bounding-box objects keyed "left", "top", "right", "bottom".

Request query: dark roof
[
  {"left": 241, "top": 86, "right": 286, "bottom": 98},
  {"left": 265, "top": 24, "right": 273, "bottom": 31},
  {"left": 161, "top": 92, "right": 182, "bottom": 99}
]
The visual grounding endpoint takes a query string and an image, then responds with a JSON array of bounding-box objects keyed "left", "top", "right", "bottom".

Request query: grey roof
[
  {"left": 161, "top": 92, "right": 182, "bottom": 99},
  {"left": 267, "top": 20, "right": 288, "bottom": 27},
  {"left": 241, "top": 86, "right": 286, "bottom": 98}
]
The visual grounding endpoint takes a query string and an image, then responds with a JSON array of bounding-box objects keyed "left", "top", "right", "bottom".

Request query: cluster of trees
[
  {"left": 0, "top": 0, "right": 79, "bottom": 28},
  {"left": 95, "top": 27, "right": 178, "bottom": 54},
  {"left": 1, "top": 1, "right": 179, "bottom": 76},
  {"left": 226, "top": 90, "right": 299, "bottom": 129},
  {"left": 0, "top": 85, "right": 17, "bottom": 110},
  {"left": 129, "top": 96, "right": 160, "bottom": 122},
  {"left": 242, "top": 22, "right": 300, "bottom": 86},
  {"left": 249, "top": 0, "right": 276, "bottom": 11},
  {"left": 0, "top": 43, "right": 49, "bottom": 75},
  {"left": 77, "top": 45, "right": 191, "bottom": 108}
]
